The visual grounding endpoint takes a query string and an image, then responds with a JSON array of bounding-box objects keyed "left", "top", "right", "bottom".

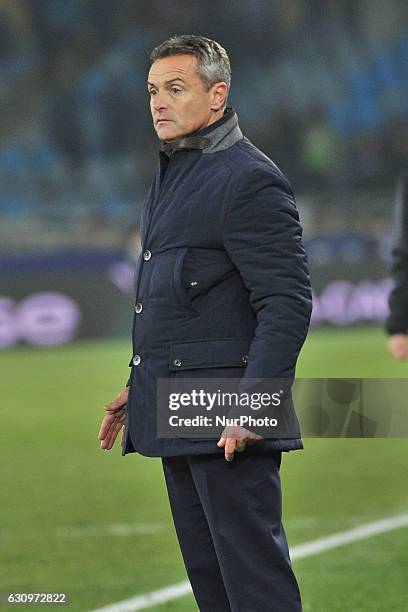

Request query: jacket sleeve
[
  {"left": 222, "top": 166, "right": 312, "bottom": 384},
  {"left": 385, "top": 174, "right": 408, "bottom": 335},
  {"left": 386, "top": 248, "right": 408, "bottom": 335}
]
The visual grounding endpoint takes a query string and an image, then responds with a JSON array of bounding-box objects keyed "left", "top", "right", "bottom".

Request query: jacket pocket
[
  {"left": 168, "top": 338, "right": 250, "bottom": 371},
  {"left": 173, "top": 247, "right": 199, "bottom": 314}
]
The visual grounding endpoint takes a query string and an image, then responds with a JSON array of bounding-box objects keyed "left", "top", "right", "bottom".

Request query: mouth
[{"left": 156, "top": 119, "right": 172, "bottom": 125}]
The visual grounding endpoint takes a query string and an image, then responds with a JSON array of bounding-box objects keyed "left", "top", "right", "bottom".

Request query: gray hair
[{"left": 149, "top": 34, "right": 231, "bottom": 97}]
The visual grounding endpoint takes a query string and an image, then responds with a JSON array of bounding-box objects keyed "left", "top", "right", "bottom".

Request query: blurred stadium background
[{"left": 1, "top": 1, "right": 408, "bottom": 610}]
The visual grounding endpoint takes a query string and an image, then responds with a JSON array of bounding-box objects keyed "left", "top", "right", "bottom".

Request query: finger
[
  {"left": 104, "top": 411, "right": 125, "bottom": 441},
  {"left": 99, "top": 412, "right": 125, "bottom": 447},
  {"left": 248, "top": 432, "right": 264, "bottom": 441},
  {"left": 111, "top": 418, "right": 126, "bottom": 443},
  {"left": 105, "top": 390, "right": 128, "bottom": 412},
  {"left": 99, "top": 409, "right": 124, "bottom": 439},
  {"left": 98, "top": 414, "right": 116, "bottom": 440},
  {"left": 100, "top": 420, "right": 116, "bottom": 448},
  {"left": 105, "top": 403, "right": 127, "bottom": 414},
  {"left": 224, "top": 438, "right": 236, "bottom": 462},
  {"left": 217, "top": 437, "right": 226, "bottom": 448},
  {"left": 101, "top": 429, "right": 117, "bottom": 450},
  {"left": 235, "top": 442, "right": 246, "bottom": 452},
  {"left": 101, "top": 418, "right": 123, "bottom": 450},
  {"left": 105, "top": 421, "right": 124, "bottom": 450},
  {"left": 245, "top": 433, "right": 263, "bottom": 446},
  {"left": 105, "top": 402, "right": 126, "bottom": 413}
]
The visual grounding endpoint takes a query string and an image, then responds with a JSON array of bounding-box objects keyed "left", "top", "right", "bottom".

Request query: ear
[{"left": 210, "top": 82, "right": 228, "bottom": 111}]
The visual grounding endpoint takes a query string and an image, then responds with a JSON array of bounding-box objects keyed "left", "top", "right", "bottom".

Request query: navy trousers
[{"left": 161, "top": 451, "right": 302, "bottom": 612}]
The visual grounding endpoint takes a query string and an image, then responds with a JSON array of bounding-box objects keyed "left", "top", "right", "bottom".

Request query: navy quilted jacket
[{"left": 121, "top": 108, "right": 312, "bottom": 457}]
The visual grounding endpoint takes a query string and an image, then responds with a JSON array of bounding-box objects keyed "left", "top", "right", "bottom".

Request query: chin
[
  {"left": 156, "top": 124, "right": 185, "bottom": 142},
  {"left": 155, "top": 126, "right": 174, "bottom": 141}
]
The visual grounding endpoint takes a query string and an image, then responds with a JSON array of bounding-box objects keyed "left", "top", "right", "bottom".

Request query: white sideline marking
[
  {"left": 90, "top": 513, "right": 408, "bottom": 612},
  {"left": 57, "top": 523, "right": 163, "bottom": 538},
  {"left": 91, "top": 582, "right": 192, "bottom": 612},
  {"left": 0, "top": 523, "right": 164, "bottom": 540},
  {"left": 290, "top": 513, "right": 408, "bottom": 560}
]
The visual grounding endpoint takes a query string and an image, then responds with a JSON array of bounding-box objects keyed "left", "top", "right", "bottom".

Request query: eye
[
  {"left": 148, "top": 89, "right": 156, "bottom": 96},
  {"left": 171, "top": 87, "right": 182, "bottom": 94}
]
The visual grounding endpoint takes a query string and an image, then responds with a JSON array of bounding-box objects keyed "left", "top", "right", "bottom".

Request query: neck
[
  {"left": 160, "top": 107, "right": 242, "bottom": 155},
  {"left": 165, "top": 108, "right": 226, "bottom": 143},
  {"left": 202, "top": 108, "right": 225, "bottom": 129}
]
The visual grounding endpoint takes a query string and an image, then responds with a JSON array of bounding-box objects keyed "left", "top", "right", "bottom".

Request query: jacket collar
[{"left": 160, "top": 107, "right": 243, "bottom": 156}]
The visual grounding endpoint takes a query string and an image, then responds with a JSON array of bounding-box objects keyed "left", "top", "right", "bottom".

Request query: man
[
  {"left": 387, "top": 173, "right": 408, "bottom": 360},
  {"left": 98, "top": 35, "right": 312, "bottom": 611}
]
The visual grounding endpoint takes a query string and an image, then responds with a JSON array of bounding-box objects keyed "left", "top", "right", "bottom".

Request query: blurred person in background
[
  {"left": 386, "top": 173, "right": 408, "bottom": 360},
  {"left": 98, "top": 34, "right": 311, "bottom": 611}
]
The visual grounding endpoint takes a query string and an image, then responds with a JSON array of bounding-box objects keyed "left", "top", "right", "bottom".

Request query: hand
[
  {"left": 98, "top": 387, "right": 129, "bottom": 450},
  {"left": 388, "top": 334, "right": 408, "bottom": 361},
  {"left": 217, "top": 425, "right": 263, "bottom": 462}
]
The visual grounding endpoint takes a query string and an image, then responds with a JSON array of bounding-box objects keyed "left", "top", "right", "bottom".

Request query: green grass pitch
[{"left": 1, "top": 327, "right": 407, "bottom": 611}]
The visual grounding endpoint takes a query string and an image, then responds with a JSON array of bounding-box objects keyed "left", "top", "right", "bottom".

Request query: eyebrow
[{"left": 147, "top": 77, "right": 186, "bottom": 88}]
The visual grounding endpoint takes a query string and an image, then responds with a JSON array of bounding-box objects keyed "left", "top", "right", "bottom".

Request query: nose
[{"left": 152, "top": 91, "right": 168, "bottom": 112}]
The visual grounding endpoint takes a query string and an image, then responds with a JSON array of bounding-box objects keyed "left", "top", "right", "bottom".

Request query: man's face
[{"left": 147, "top": 54, "right": 224, "bottom": 142}]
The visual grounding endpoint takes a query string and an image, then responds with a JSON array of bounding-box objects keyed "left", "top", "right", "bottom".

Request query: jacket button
[
  {"left": 173, "top": 358, "right": 182, "bottom": 367},
  {"left": 132, "top": 354, "right": 141, "bottom": 366},
  {"left": 242, "top": 354, "right": 248, "bottom": 364},
  {"left": 135, "top": 302, "right": 143, "bottom": 313},
  {"left": 143, "top": 250, "right": 152, "bottom": 260}
]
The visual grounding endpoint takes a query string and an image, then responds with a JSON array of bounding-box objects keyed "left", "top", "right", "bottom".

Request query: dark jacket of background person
[
  {"left": 386, "top": 174, "right": 408, "bottom": 334},
  {"left": 121, "top": 108, "right": 312, "bottom": 457}
]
